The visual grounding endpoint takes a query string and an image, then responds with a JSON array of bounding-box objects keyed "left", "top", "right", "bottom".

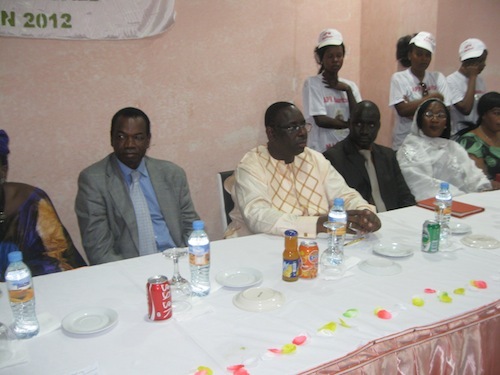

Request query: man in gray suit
[{"left": 75, "top": 107, "right": 199, "bottom": 265}]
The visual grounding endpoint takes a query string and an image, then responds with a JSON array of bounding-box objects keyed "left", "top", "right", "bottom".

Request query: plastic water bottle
[
  {"left": 188, "top": 220, "right": 211, "bottom": 296},
  {"left": 5, "top": 251, "right": 40, "bottom": 339},
  {"left": 435, "top": 182, "right": 452, "bottom": 246},
  {"left": 321, "top": 198, "right": 347, "bottom": 276}
]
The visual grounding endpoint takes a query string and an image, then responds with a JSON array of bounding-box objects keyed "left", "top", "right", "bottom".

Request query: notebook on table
[{"left": 417, "top": 198, "right": 485, "bottom": 218}]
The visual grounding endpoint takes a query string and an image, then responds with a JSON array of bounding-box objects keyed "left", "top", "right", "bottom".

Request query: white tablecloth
[{"left": 1, "top": 191, "right": 499, "bottom": 375}]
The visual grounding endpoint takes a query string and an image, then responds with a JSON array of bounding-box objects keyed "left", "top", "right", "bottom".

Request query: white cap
[
  {"left": 317, "top": 29, "right": 343, "bottom": 49},
  {"left": 459, "top": 38, "right": 487, "bottom": 61},
  {"left": 409, "top": 31, "right": 436, "bottom": 54}
]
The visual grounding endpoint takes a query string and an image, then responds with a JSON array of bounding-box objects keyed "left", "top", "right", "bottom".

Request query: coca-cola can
[{"left": 147, "top": 275, "right": 172, "bottom": 321}]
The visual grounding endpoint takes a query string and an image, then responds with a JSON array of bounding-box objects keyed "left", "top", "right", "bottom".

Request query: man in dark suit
[
  {"left": 75, "top": 107, "right": 199, "bottom": 265},
  {"left": 323, "top": 100, "right": 415, "bottom": 212}
]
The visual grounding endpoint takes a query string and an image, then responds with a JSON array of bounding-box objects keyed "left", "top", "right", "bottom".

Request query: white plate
[
  {"left": 216, "top": 268, "right": 263, "bottom": 288},
  {"left": 358, "top": 258, "right": 402, "bottom": 276},
  {"left": 233, "top": 287, "right": 285, "bottom": 312},
  {"left": 373, "top": 242, "right": 414, "bottom": 258},
  {"left": 62, "top": 307, "right": 118, "bottom": 335},
  {"left": 461, "top": 234, "right": 500, "bottom": 249},
  {"left": 449, "top": 222, "right": 471, "bottom": 235}
]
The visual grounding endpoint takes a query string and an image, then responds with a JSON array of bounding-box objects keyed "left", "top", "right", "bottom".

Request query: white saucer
[
  {"left": 358, "top": 258, "right": 402, "bottom": 276},
  {"left": 233, "top": 287, "right": 284, "bottom": 312},
  {"left": 449, "top": 222, "right": 471, "bottom": 235},
  {"left": 62, "top": 307, "right": 118, "bottom": 335},
  {"left": 461, "top": 234, "right": 500, "bottom": 249},
  {"left": 373, "top": 242, "right": 414, "bottom": 258},
  {"left": 216, "top": 267, "right": 263, "bottom": 288}
]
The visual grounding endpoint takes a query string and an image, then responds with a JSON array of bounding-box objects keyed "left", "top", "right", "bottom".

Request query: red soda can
[{"left": 147, "top": 275, "right": 172, "bottom": 321}]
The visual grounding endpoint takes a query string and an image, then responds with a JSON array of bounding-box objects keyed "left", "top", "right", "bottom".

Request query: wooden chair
[{"left": 217, "top": 170, "right": 235, "bottom": 230}]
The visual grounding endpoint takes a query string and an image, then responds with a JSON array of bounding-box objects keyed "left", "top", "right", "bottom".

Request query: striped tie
[{"left": 129, "top": 170, "right": 157, "bottom": 255}]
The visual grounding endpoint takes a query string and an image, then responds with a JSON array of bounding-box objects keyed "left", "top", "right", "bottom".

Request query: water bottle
[
  {"left": 5, "top": 251, "right": 40, "bottom": 339},
  {"left": 434, "top": 182, "right": 452, "bottom": 246},
  {"left": 320, "top": 198, "right": 347, "bottom": 276},
  {"left": 188, "top": 220, "right": 211, "bottom": 296}
]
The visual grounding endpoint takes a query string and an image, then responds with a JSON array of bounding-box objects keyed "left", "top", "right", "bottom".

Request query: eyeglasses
[
  {"left": 423, "top": 111, "right": 447, "bottom": 120},
  {"left": 277, "top": 123, "right": 312, "bottom": 134},
  {"left": 419, "top": 82, "right": 428, "bottom": 96}
]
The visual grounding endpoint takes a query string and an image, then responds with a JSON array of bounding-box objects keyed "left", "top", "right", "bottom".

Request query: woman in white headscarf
[{"left": 396, "top": 98, "right": 492, "bottom": 201}]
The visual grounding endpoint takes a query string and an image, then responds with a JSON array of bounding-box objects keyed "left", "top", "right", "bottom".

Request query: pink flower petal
[
  {"left": 268, "top": 348, "right": 282, "bottom": 354},
  {"left": 376, "top": 309, "right": 392, "bottom": 319},
  {"left": 472, "top": 280, "right": 487, "bottom": 289},
  {"left": 234, "top": 368, "right": 250, "bottom": 375},
  {"left": 424, "top": 288, "right": 436, "bottom": 294},
  {"left": 292, "top": 335, "right": 307, "bottom": 345},
  {"left": 227, "top": 365, "right": 244, "bottom": 371}
]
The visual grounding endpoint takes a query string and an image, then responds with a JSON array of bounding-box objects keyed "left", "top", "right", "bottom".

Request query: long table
[{"left": 1, "top": 191, "right": 499, "bottom": 374}]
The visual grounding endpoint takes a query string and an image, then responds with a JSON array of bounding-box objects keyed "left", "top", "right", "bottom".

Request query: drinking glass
[
  {"left": 0, "top": 322, "right": 12, "bottom": 362},
  {"left": 162, "top": 247, "right": 192, "bottom": 312}
]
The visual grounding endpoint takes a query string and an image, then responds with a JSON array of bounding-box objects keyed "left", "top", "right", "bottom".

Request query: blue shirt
[{"left": 117, "top": 158, "right": 176, "bottom": 251}]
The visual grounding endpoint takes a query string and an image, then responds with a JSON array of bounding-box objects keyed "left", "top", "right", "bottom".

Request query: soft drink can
[
  {"left": 422, "top": 220, "right": 440, "bottom": 253},
  {"left": 147, "top": 275, "right": 172, "bottom": 321},
  {"left": 299, "top": 240, "right": 319, "bottom": 279}
]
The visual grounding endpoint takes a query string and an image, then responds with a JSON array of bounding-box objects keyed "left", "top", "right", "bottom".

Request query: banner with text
[{"left": 0, "top": 0, "right": 175, "bottom": 40}]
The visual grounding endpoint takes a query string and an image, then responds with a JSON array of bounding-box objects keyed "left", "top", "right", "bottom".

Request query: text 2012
[{"left": 1, "top": 11, "right": 72, "bottom": 29}]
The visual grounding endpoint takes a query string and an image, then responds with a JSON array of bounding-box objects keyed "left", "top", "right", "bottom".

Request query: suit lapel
[
  {"left": 146, "top": 158, "right": 180, "bottom": 245},
  {"left": 106, "top": 155, "right": 140, "bottom": 251},
  {"left": 345, "top": 140, "right": 370, "bottom": 184}
]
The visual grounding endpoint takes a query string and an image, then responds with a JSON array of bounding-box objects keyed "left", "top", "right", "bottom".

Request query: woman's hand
[{"left": 323, "top": 77, "right": 352, "bottom": 92}]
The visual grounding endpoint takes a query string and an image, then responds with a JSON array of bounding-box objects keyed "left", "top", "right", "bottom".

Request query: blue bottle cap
[
  {"left": 284, "top": 229, "right": 298, "bottom": 237},
  {"left": 333, "top": 198, "right": 344, "bottom": 207},
  {"left": 8, "top": 251, "right": 23, "bottom": 263},
  {"left": 193, "top": 220, "right": 205, "bottom": 230},
  {"left": 440, "top": 182, "right": 449, "bottom": 190}
]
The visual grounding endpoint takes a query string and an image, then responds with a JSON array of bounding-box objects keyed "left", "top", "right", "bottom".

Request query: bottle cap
[
  {"left": 333, "top": 198, "right": 344, "bottom": 207},
  {"left": 193, "top": 220, "right": 205, "bottom": 230},
  {"left": 7, "top": 251, "right": 22, "bottom": 263},
  {"left": 440, "top": 182, "right": 449, "bottom": 190}
]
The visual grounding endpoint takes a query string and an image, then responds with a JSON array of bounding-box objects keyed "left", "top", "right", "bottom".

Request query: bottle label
[
  {"left": 282, "top": 259, "right": 299, "bottom": 280},
  {"left": 189, "top": 244, "right": 210, "bottom": 266},
  {"left": 435, "top": 206, "right": 451, "bottom": 216},
  {"left": 7, "top": 277, "right": 34, "bottom": 303},
  {"left": 327, "top": 224, "right": 346, "bottom": 236}
]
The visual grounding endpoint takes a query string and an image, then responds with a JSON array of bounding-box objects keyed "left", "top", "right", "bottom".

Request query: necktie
[
  {"left": 129, "top": 170, "right": 157, "bottom": 255},
  {"left": 359, "top": 150, "right": 387, "bottom": 213}
]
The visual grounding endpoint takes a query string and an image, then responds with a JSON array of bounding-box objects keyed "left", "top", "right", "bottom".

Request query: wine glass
[
  {"left": 320, "top": 221, "right": 346, "bottom": 278},
  {"left": 162, "top": 247, "right": 192, "bottom": 312},
  {"left": 347, "top": 220, "right": 366, "bottom": 240}
]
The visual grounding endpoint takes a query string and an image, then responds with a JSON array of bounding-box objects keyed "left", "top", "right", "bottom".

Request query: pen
[{"left": 344, "top": 237, "right": 365, "bottom": 247}]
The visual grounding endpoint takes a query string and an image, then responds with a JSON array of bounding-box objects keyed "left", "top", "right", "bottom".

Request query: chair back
[{"left": 217, "top": 170, "right": 235, "bottom": 229}]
